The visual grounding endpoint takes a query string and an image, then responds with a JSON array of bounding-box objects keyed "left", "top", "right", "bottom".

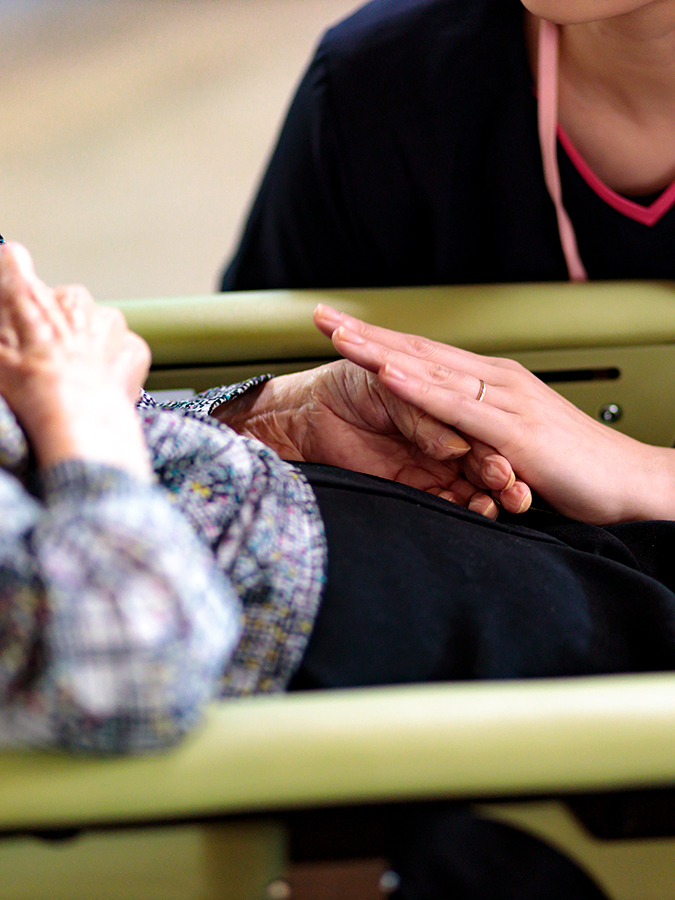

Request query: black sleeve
[
  {"left": 221, "top": 50, "right": 385, "bottom": 291},
  {"left": 219, "top": 0, "right": 539, "bottom": 291}
]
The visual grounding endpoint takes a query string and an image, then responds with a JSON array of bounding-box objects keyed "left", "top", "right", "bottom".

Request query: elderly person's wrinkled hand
[
  {"left": 218, "top": 321, "right": 532, "bottom": 521},
  {"left": 0, "top": 243, "right": 151, "bottom": 475}
]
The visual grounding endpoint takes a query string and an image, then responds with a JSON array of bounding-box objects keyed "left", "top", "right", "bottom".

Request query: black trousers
[{"left": 289, "top": 464, "right": 675, "bottom": 900}]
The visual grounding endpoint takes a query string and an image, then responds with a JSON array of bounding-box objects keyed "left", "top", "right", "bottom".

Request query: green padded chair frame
[
  {"left": 2, "top": 283, "right": 675, "bottom": 900},
  {"left": 132, "top": 281, "right": 675, "bottom": 446}
]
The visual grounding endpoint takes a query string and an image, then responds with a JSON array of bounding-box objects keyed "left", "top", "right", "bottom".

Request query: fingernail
[
  {"left": 439, "top": 432, "right": 470, "bottom": 452},
  {"left": 470, "top": 496, "right": 497, "bottom": 518},
  {"left": 334, "top": 325, "right": 364, "bottom": 344},
  {"left": 484, "top": 462, "right": 502, "bottom": 483},
  {"left": 485, "top": 461, "right": 515, "bottom": 489},
  {"left": 315, "top": 304, "right": 342, "bottom": 326},
  {"left": 382, "top": 363, "right": 407, "bottom": 381},
  {"left": 516, "top": 494, "right": 532, "bottom": 514}
]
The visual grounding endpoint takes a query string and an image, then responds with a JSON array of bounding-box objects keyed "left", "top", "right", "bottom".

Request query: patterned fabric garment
[
  {"left": 0, "top": 380, "right": 326, "bottom": 753},
  {"left": 140, "top": 382, "right": 326, "bottom": 696}
]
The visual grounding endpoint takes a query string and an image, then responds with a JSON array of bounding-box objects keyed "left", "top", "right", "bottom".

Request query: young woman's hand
[
  {"left": 0, "top": 243, "right": 151, "bottom": 475},
  {"left": 313, "top": 304, "right": 675, "bottom": 525}
]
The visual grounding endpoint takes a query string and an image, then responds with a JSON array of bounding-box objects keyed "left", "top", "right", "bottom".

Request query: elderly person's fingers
[
  {"left": 456, "top": 440, "right": 515, "bottom": 491},
  {"left": 383, "top": 385, "right": 532, "bottom": 507},
  {"left": 0, "top": 242, "right": 40, "bottom": 294},
  {"left": 376, "top": 387, "right": 471, "bottom": 458},
  {"left": 497, "top": 479, "right": 533, "bottom": 515},
  {"left": 0, "top": 245, "right": 152, "bottom": 476},
  {"left": 445, "top": 482, "right": 499, "bottom": 519},
  {"left": 0, "top": 243, "right": 149, "bottom": 399},
  {"left": 112, "top": 330, "right": 152, "bottom": 403},
  {"left": 456, "top": 439, "right": 532, "bottom": 514},
  {"left": 56, "top": 289, "right": 151, "bottom": 401},
  {"left": 53, "top": 284, "right": 95, "bottom": 332},
  {"left": 0, "top": 243, "right": 71, "bottom": 347}
]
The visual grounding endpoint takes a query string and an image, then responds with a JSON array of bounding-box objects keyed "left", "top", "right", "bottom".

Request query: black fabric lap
[{"left": 290, "top": 464, "right": 675, "bottom": 690}]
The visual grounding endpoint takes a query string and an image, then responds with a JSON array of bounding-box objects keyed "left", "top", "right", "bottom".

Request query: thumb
[{"left": 384, "top": 390, "right": 470, "bottom": 459}]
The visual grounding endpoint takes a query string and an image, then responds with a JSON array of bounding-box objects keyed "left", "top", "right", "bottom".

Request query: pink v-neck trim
[{"left": 557, "top": 125, "right": 675, "bottom": 227}]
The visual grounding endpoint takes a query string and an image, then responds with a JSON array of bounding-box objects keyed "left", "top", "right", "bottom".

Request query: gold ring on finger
[{"left": 476, "top": 379, "right": 486, "bottom": 402}]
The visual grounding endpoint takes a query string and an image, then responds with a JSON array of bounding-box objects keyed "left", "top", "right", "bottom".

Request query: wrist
[
  {"left": 22, "top": 383, "right": 151, "bottom": 479},
  {"left": 213, "top": 371, "right": 316, "bottom": 460},
  {"left": 628, "top": 443, "right": 675, "bottom": 522}
]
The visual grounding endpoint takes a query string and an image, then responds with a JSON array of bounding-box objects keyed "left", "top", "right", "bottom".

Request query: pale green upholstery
[
  {"left": 1, "top": 677, "right": 675, "bottom": 899},
  {"left": 125, "top": 281, "right": 675, "bottom": 446},
  {"left": 2, "top": 284, "right": 675, "bottom": 900}
]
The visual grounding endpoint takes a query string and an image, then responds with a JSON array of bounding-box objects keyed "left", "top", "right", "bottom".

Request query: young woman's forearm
[{"left": 627, "top": 442, "right": 675, "bottom": 522}]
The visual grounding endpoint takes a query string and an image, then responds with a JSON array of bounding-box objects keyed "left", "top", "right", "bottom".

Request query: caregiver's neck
[{"left": 524, "top": 2, "right": 675, "bottom": 197}]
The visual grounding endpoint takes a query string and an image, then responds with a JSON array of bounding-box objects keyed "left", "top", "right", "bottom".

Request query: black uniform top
[{"left": 222, "top": 0, "right": 675, "bottom": 290}]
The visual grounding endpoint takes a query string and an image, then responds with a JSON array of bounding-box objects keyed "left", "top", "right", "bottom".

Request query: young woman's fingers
[
  {"left": 315, "top": 302, "right": 446, "bottom": 353},
  {"left": 316, "top": 303, "right": 497, "bottom": 373},
  {"left": 313, "top": 303, "right": 344, "bottom": 338},
  {"left": 331, "top": 320, "right": 484, "bottom": 373},
  {"left": 377, "top": 359, "right": 517, "bottom": 454},
  {"left": 333, "top": 325, "right": 491, "bottom": 405}
]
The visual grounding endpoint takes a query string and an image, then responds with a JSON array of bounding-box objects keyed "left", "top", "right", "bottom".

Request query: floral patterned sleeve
[
  {"left": 139, "top": 384, "right": 327, "bottom": 697},
  {"left": 0, "top": 453, "right": 242, "bottom": 754},
  {"left": 138, "top": 376, "right": 273, "bottom": 418},
  {"left": 0, "top": 378, "right": 324, "bottom": 754}
]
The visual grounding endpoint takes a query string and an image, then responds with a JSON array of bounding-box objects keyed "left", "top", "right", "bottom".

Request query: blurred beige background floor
[{"left": 0, "top": 0, "right": 363, "bottom": 300}]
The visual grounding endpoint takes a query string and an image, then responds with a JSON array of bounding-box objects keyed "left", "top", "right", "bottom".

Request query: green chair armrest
[
  {"left": 111, "top": 282, "right": 675, "bottom": 366},
  {"left": 109, "top": 282, "right": 675, "bottom": 446},
  {"left": 1, "top": 674, "right": 674, "bottom": 833}
]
